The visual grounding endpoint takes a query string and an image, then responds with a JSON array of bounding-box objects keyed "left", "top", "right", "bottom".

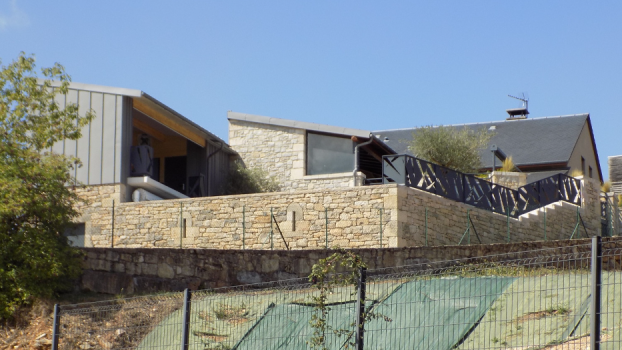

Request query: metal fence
[
  {"left": 53, "top": 237, "right": 622, "bottom": 349},
  {"left": 382, "top": 154, "right": 582, "bottom": 218}
]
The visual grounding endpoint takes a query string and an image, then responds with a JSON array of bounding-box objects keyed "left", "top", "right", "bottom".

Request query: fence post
[
  {"left": 543, "top": 207, "right": 547, "bottom": 241},
  {"left": 355, "top": 267, "right": 367, "bottom": 350},
  {"left": 181, "top": 288, "right": 192, "bottom": 350},
  {"left": 179, "top": 202, "right": 183, "bottom": 249},
  {"left": 590, "top": 236, "right": 602, "bottom": 350},
  {"left": 379, "top": 208, "right": 383, "bottom": 248},
  {"left": 425, "top": 207, "right": 428, "bottom": 246},
  {"left": 467, "top": 209, "right": 471, "bottom": 245},
  {"left": 51, "top": 304, "right": 60, "bottom": 350},
  {"left": 325, "top": 208, "right": 328, "bottom": 249},
  {"left": 111, "top": 199, "right": 115, "bottom": 248},
  {"left": 506, "top": 206, "right": 510, "bottom": 243}
]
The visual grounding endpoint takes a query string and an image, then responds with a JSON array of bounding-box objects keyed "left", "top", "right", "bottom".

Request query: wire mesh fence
[{"left": 54, "top": 238, "right": 622, "bottom": 349}]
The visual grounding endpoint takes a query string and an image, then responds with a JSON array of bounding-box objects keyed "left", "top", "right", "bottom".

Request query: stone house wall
[
  {"left": 610, "top": 155, "right": 622, "bottom": 194},
  {"left": 80, "top": 177, "right": 602, "bottom": 250},
  {"left": 228, "top": 119, "right": 354, "bottom": 191}
]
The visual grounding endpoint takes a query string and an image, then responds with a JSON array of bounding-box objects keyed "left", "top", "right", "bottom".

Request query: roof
[
  {"left": 228, "top": 111, "right": 398, "bottom": 154},
  {"left": 46, "top": 81, "right": 234, "bottom": 153},
  {"left": 375, "top": 114, "right": 592, "bottom": 170},
  {"left": 228, "top": 111, "right": 372, "bottom": 139}
]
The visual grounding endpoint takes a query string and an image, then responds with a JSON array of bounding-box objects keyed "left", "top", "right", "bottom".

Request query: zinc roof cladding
[
  {"left": 228, "top": 111, "right": 373, "bottom": 139},
  {"left": 46, "top": 81, "right": 234, "bottom": 153},
  {"left": 375, "top": 114, "right": 590, "bottom": 169}
]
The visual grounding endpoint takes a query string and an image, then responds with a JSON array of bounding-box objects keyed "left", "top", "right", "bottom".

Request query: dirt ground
[{"left": 1, "top": 300, "right": 55, "bottom": 350}]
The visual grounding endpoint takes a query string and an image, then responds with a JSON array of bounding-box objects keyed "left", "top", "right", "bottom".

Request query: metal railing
[
  {"left": 382, "top": 154, "right": 582, "bottom": 218},
  {"left": 53, "top": 238, "right": 622, "bottom": 349}
]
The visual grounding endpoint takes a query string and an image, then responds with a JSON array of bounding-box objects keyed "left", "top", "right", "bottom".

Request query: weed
[{"left": 213, "top": 302, "right": 249, "bottom": 323}]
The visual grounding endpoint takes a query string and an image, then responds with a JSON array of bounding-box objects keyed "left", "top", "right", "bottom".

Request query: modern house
[
  {"left": 54, "top": 94, "right": 605, "bottom": 249},
  {"left": 49, "top": 82, "right": 235, "bottom": 201},
  {"left": 47, "top": 82, "right": 236, "bottom": 246}
]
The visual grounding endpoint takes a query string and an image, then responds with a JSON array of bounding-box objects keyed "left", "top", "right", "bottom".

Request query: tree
[
  {"left": 0, "top": 53, "right": 94, "bottom": 318},
  {"left": 409, "top": 125, "right": 492, "bottom": 173}
]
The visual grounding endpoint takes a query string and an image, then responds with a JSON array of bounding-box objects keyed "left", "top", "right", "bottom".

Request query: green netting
[
  {"left": 232, "top": 277, "right": 514, "bottom": 350},
  {"left": 364, "top": 276, "right": 515, "bottom": 350},
  {"left": 136, "top": 273, "right": 622, "bottom": 350},
  {"left": 234, "top": 302, "right": 359, "bottom": 349}
]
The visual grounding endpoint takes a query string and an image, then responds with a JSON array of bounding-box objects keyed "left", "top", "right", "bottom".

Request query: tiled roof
[{"left": 375, "top": 114, "right": 589, "bottom": 169}]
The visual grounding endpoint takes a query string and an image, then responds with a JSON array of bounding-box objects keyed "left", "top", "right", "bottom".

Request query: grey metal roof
[
  {"left": 47, "top": 81, "right": 234, "bottom": 153},
  {"left": 375, "top": 114, "right": 590, "bottom": 169},
  {"left": 228, "top": 111, "right": 372, "bottom": 138}
]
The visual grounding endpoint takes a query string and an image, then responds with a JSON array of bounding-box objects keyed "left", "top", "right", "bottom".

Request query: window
[
  {"left": 589, "top": 166, "right": 593, "bottom": 178},
  {"left": 306, "top": 132, "right": 354, "bottom": 175},
  {"left": 581, "top": 157, "right": 585, "bottom": 175}
]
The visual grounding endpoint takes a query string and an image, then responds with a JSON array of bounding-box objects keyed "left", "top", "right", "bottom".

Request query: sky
[{"left": 1, "top": 1, "right": 620, "bottom": 180}]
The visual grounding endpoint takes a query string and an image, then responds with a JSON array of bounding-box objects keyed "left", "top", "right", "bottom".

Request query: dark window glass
[
  {"left": 306, "top": 133, "right": 354, "bottom": 175},
  {"left": 589, "top": 166, "right": 593, "bottom": 178}
]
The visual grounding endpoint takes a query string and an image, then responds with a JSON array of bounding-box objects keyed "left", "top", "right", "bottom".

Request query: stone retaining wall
[
  {"left": 80, "top": 177, "right": 602, "bottom": 250},
  {"left": 79, "top": 237, "right": 622, "bottom": 294}
]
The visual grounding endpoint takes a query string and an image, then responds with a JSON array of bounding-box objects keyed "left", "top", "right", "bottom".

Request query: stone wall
[
  {"left": 81, "top": 177, "right": 602, "bottom": 250},
  {"left": 79, "top": 237, "right": 622, "bottom": 294},
  {"left": 73, "top": 184, "right": 126, "bottom": 247},
  {"left": 228, "top": 119, "right": 354, "bottom": 191},
  {"left": 490, "top": 171, "right": 527, "bottom": 190},
  {"left": 397, "top": 177, "right": 601, "bottom": 246},
  {"left": 88, "top": 185, "right": 397, "bottom": 249}
]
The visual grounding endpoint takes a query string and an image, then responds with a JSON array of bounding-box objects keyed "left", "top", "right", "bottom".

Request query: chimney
[{"left": 506, "top": 94, "right": 529, "bottom": 120}]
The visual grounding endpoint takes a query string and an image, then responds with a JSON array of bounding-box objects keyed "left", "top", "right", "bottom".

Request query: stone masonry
[
  {"left": 79, "top": 237, "right": 622, "bottom": 294},
  {"left": 80, "top": 177, "right": 602, "bottom": 250},
  {"left": 228, "top": 119, "right": 354, "bottom": 191}
]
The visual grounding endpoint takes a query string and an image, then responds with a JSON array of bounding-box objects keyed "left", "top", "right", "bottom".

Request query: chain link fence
[{"left": 54, "top": 237, "right": 622, "bottom": 349}]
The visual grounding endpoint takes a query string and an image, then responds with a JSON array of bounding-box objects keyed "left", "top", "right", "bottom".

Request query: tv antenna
[
  {"left": 508, "top": 93, "right": 528, "bottom": 109},
  {"left": 506, "top": 93, "right": 529, "bottom": 119}
]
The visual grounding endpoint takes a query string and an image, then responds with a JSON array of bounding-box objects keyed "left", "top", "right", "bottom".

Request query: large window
[{"left": 306, "top": 132, "right": 354, "bottom": 175}]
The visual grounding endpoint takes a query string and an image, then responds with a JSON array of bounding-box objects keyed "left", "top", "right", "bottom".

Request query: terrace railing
[{"left": 382, "top": 154, "right": 581, "bottom": 218}]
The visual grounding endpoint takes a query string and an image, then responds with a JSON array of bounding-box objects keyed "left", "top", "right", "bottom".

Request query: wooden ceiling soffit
[
  {"left": 132, "top": 118, "right": 166, "bottom": 141},
  {"left": 132, "top": 98, "right": 206, "bottom": 147}
]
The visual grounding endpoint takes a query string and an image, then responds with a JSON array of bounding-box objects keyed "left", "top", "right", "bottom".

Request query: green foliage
[
  {"left": 307, "top": 249, "right": 366, "bottom": 350},
  {"left": 0, "top": 52, "right": 94, "bottom": 319},
  {"left": 224, "top": 161, "right": 280, "bottom": 195},
  {"left": 409, "top": 125, "right": 493, "bottom": 173}
]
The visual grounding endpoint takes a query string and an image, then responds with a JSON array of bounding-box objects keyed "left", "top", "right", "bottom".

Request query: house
[
  {"left": 47, "top": 82, "right": 235, "bottom": 245},
  {"left": 375, "top": 113, "right": 603, "bottom": 184},
  {"left": 49, "top": 81, "right": 235, "bottom": 200},
  {"left": 58, "top": 100, "right": 604, "bottom": 250},
  {"left": 610, "top": 155, "right": 622, "bottom": 194},
  {"left": 228, "top": 111, "right": 396, "bottom": 191}
]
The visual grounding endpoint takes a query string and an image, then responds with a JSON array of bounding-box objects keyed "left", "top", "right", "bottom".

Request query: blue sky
[{"left": 1, "top": 1, "right": 620, "bottom": 180}]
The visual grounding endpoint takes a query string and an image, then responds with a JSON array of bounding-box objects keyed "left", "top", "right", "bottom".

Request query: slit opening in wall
[{"left": 182, "top": 218, "right": 187, "bottom": 238}]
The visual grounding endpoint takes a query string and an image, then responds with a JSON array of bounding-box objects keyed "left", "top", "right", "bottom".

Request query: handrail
[{"left": 382, "top": 154, "right": 582, "bottom": 218}]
